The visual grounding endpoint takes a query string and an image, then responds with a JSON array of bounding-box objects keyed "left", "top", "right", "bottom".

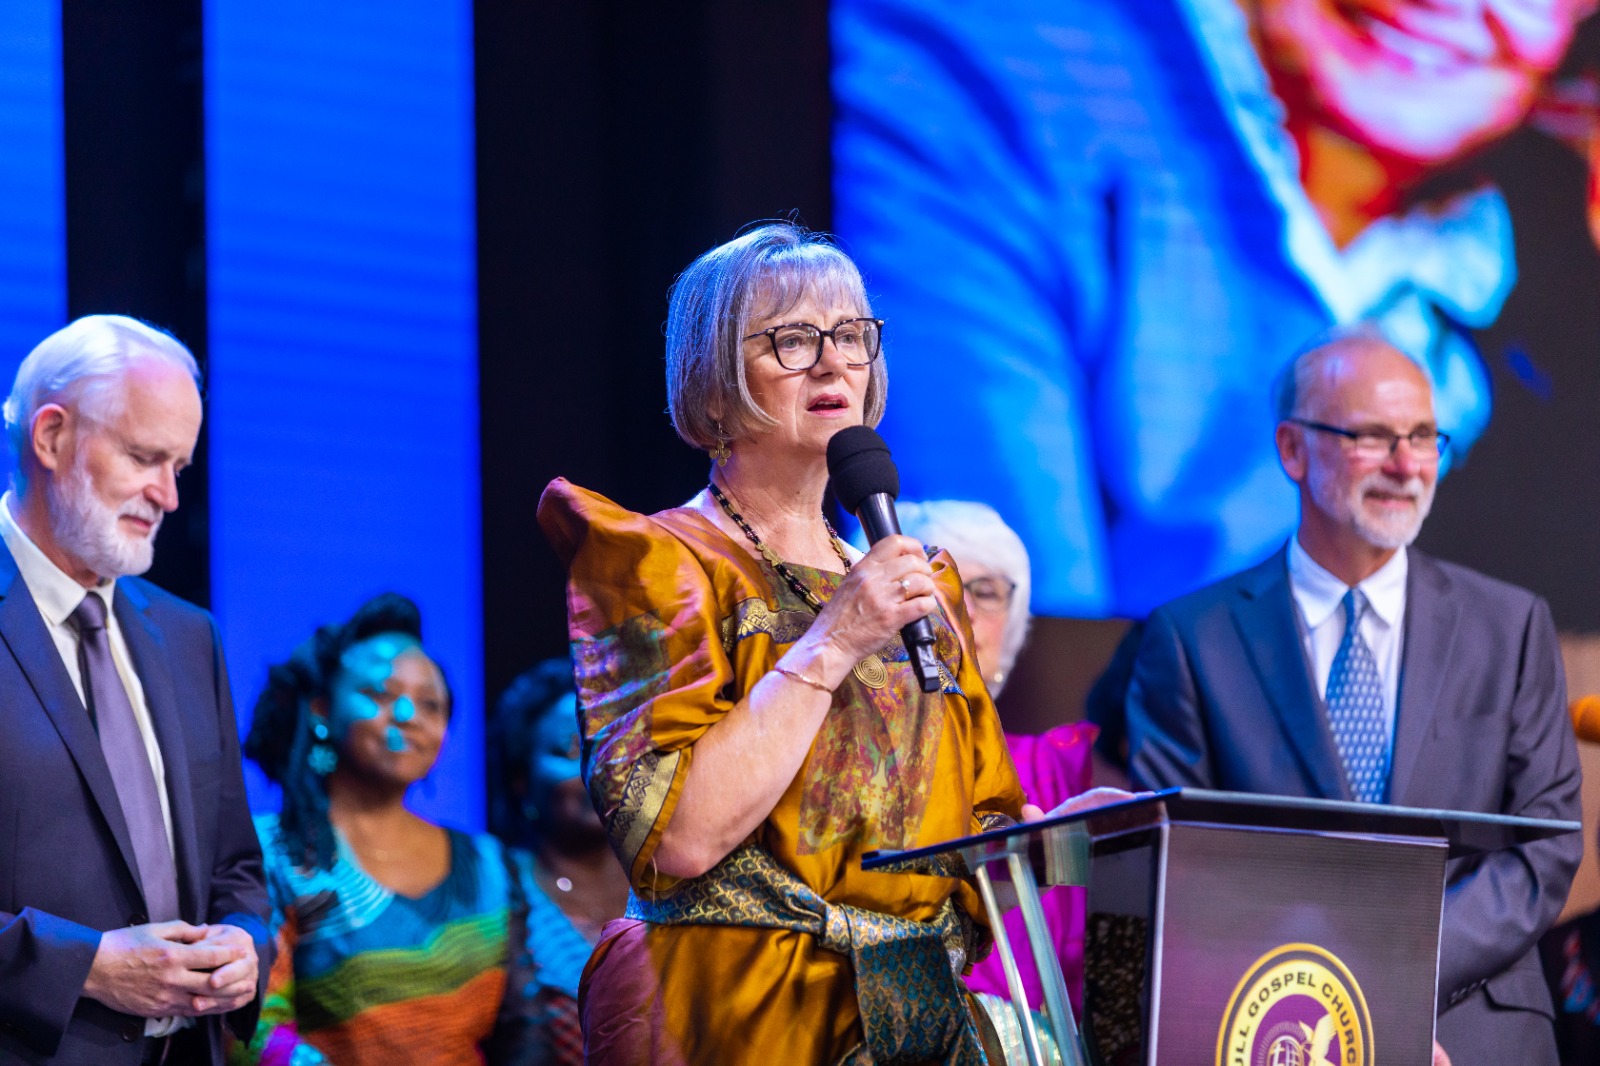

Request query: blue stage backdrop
[
  {"left": 206, "top": 0, "right": 482, "bottom": 827},
  {"left": 0, "top": 0, "right": 65, "bottom": 472}
]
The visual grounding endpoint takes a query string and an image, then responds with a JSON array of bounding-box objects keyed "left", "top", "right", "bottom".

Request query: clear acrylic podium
[{"left": 862, "top": 789, "right": 1578, "bottom": 1066}]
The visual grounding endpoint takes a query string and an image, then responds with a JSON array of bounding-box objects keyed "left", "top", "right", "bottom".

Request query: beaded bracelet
[{"left": 773, "top": 664, "right": 833, "bottom": 694}]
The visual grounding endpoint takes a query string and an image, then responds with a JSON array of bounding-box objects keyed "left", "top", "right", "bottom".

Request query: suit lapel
[
  {"left": 0, "top": 548, "right": 147, "bottom": 888},
  {"left": 115, "top": 583, "right": 204, "bottom": 919},
  {"left": 1389, "top": 552, "right": 1458, "bottom": 805},
  {"left": 1230, "top": 549, "right": 1351, "bottom": 799}
]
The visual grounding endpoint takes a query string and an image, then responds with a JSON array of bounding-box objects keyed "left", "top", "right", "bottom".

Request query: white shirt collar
[
  {"left": 0, "top": 492, "right": 116, "bottom": 626},
  {"left": 1287, "top": 535, "right": 1407, "bottom": 631}
]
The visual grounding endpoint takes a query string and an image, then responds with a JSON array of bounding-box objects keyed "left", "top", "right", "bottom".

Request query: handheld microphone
[
  {"left": 1571, "top": 697, "right": 1600, "bottom": 744},
  {"left": 826, "top": 426, "right": 942, "bottom": 693}
]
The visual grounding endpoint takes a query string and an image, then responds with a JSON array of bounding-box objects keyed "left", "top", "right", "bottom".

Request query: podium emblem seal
[{"left": 1215, "top": 942, "right": 1373, "bottom": 1066}]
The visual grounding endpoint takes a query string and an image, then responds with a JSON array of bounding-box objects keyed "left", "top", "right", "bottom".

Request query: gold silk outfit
[{"left": 538, "top": 480, "right": 1026, "bottom": 1065}]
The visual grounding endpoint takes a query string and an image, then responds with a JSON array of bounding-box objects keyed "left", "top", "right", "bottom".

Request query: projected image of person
[
  {"left": 486, "top": 659, "right": 630, "bottom": 1066},
  {"left": 538, "top": 222, "right": 1125, "bottom": 1065},
  {"left": 833, "top": 0, "right": 1595, "bottom": 618},
  {"left": 235, "top": 594, "right": 537, "bottom": 1066}
]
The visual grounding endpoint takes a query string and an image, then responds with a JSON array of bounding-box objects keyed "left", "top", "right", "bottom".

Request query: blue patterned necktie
[
  {"left": 73, "top": 593, "right": 181, "bottom": 922},
  {"left": 1325, "top": 589, "right": 1390, "bottom": 804}
]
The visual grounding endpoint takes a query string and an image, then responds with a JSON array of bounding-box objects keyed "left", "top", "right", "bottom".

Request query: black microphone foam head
[{"left": 827, "top": 425, "right": 899, "bottom": 514}]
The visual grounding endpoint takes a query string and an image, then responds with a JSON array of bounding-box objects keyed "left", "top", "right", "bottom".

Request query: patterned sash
[{"left": 626, "top": 844, "right": 990, "bottom": 1065}]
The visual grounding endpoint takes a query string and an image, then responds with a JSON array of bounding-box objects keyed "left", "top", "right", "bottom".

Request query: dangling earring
[
  {"left": 308, "top": 719, "right": 337, "bottom": 776},
  {"left": 709, "top": 421, "right": 731, "bottom": 467}
]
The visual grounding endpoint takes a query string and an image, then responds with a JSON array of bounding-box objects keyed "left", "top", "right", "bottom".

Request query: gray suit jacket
[
  {"left": 0, "top": 544, "right": 270, "bottom": 1065},
  {"left": 1127, "top": 546, "right": 1582, "bottom": 1065}
]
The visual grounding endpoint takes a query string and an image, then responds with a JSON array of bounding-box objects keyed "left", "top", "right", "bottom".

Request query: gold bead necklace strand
[
  {"left": 708, "top": 481, "right": 851, "bottom": 610},
  {"left": 709, "top": 481, "right": 888, "bottom": 689}
]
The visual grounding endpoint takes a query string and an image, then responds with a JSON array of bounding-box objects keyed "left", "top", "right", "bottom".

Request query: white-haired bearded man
[{"left": 0, "top": 315, "right": 269, "bottom": 1065}]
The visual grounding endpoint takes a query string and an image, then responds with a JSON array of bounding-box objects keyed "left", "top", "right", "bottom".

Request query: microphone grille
[{"left": 826, "top": 426, "right": 899, "bottom": 514}]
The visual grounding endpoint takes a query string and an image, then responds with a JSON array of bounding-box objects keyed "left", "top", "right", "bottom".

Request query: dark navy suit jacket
[
  {"left": 0, "top": 544, "right": 270, "bottom": 1064},
  {"left": 1127, "top": 546, "right": 1582, "bottom": 1066}
]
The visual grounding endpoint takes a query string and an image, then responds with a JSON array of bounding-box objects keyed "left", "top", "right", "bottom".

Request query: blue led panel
[
  {"left": 0, "top": 0, "right": 66, "bottom": 476},
  {"left": 206, "top": 0, "right": 481, "bottom": 827}
]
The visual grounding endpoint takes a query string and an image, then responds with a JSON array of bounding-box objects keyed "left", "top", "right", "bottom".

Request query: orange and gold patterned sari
[{"left": 538, "top": 479, "right": 1026, "bottom": 1065}]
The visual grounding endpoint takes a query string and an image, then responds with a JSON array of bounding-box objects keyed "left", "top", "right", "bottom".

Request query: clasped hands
[{"left": 83, "top": 921, "right": 258, "bottom": 1019}]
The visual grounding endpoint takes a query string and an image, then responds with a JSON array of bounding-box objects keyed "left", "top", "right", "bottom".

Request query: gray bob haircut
[
  {"left": 896, "top": 500, "right": 1032, "bottom": 689},
  {"left": 4, "top": 314, "right": 200, "bottom": 474},
  {"left": 665, "top": 222, "right": 888, "bottom": 450},
  {"left": 1270, "top": 321, "right": 1404, "bottom": 422}
]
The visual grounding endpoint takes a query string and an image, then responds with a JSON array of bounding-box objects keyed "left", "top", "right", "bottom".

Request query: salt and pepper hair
[
  {"left": 4, "top": 314, "right": 200, "bottom": 489},
  {"left": 1270, "top": 321, "right": 1405, "bottom": 423},
  {"left": 665, "top": 222, "right": 888, "bottom": 451},
  {"left": 896, "top": 500, "right": 1032, "bottom": 687}
]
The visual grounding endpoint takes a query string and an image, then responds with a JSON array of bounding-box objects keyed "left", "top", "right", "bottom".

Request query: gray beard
[
  {"left": 44, "top": 462, "right": 160, "bottom": 579},
  {"left": 1308, "top": 466, "right": 1435, "bottom": 552}
]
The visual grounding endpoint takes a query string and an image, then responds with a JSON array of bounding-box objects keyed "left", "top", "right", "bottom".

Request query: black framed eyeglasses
[
  {"left": 962, "top": 575, "right": 1017, "bottom": 615},
  {"left": 1288, "top": 418, "right": 1450, "bottom": 461},
  {"left": 743, "top": 318, "right": 884, "bottom": 371}
]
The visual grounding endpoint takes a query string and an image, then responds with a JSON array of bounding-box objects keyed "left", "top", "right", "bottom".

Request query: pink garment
[{"left": 964, "top": 721, "right": 1097, "bottom": 1014}]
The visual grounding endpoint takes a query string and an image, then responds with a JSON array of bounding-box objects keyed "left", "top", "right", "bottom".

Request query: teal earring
[{"left": 308, "top": 719, "right": 337, "bottom": 776}]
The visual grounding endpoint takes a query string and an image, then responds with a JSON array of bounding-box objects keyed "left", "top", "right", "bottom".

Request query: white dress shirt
[
  {"left": 1288, "top": 536, "right": 1408, "bottom": 772},
  {"left": 0, "top": 494, "right": 185, "bottom": 1036}
]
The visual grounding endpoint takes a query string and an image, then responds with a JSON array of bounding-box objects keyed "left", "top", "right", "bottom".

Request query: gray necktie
[
  {"left": 1325, "top": 589, "right": 1390, "bottom": 804},
  {"left": 73, "top": 593, "right": 180, "bottom": 922}
]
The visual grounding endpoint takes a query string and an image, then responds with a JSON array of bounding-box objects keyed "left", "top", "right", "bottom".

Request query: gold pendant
[{"left": 853, "top": 655, "right": 888, "bottom": 689}]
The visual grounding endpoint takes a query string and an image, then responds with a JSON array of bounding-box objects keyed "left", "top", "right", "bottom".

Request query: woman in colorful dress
[
  {"left": 231, "top": 593, "right": 535, "bottom": 1066},
  {"left": 538, "top": 222, "right": 1114, "bottom": 1065}
]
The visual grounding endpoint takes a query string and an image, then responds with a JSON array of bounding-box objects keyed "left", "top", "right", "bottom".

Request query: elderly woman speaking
[{"left": 538, "top": 222, "right": 1054, "bottom": 1064}]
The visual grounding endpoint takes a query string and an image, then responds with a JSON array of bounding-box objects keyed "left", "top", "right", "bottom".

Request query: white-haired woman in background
[
  {"left": 898, "top": 501, "right": 1097, "bottom": 1064},
  {"left": 895, "top": 501, "right": 1031, "bottom": 697}
]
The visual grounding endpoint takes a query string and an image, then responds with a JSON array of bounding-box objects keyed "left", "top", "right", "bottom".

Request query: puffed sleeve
[{"left": 537, "top": 480, "right": 736, "bottom": 895}]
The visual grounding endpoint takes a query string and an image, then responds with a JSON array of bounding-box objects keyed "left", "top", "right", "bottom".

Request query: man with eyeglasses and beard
[
  {"left": 1126, "top": 327, "right": 1581, "bottom": 1066},
  {"left": 0, "top": 315, "right": 269, "bottom": 1065}
]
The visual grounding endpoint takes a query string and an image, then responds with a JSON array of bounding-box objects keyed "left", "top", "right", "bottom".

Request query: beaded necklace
[
  {"left": 708, "top": 481, "right": 889, "bottom": 688},
  {"left": 709, "top": 481, "right": 851, "bottom": 607}
]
